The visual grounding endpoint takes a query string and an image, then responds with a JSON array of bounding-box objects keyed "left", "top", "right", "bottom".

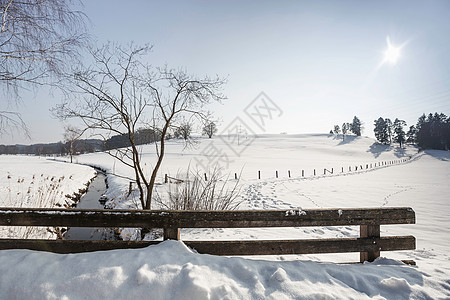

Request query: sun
[{"left": 383, "top": 36, "right": 401, "bottom": 64}]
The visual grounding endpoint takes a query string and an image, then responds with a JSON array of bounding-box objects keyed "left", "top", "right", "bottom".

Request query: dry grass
[
  {"left": 0, "top": 174, "right": 88, "bottom": 239},
  {"left": 157, "top": 167, "right": 243, "bottom": 211}
]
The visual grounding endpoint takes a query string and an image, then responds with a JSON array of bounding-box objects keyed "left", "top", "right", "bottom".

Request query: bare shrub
[{"left": 159, "top": 167, "right": 242, "bottom": 211}]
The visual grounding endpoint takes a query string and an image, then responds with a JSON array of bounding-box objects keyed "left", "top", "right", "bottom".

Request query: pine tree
[
  {"left": 393, "top": 118, "right": 407, "bottom": 148},
  {"left": 406, "top": 125, "right": 416, "bottom": 144},
  {"left": 374, "top": 117, "right": 389, "bottom": 144},
  {"left": 415, "top": 114, "right": 427, "bottom": 147},
  {"left": 350, "top": 116, "right": 362, "bottom": 136},
  {"left": 415, "top": 112, "right": 450, "bottom": 149},
  {"left": 342, "top": 122, "right": 349, "bottom": 141},
  {"left": 385, "top": 118, "right": 393, "bottom": 144},
  {"left": 333, "top": 125, "right": 341, "bottom": 135}
]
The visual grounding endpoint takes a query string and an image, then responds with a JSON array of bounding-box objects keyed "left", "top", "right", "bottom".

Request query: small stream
[{"left": 64, "top": 171, "right": 116, "bottom": 240}]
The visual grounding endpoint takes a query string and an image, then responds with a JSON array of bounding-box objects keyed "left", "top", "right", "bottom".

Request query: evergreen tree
[
  {"left": 342, "top": 122, "right": 349, "bottom": 141},
  {"left": 374, "top": 117, "right": 389, "bottom": 144},
  {"left": 415, "top": 112, "right": 450, "bottom": 149},
  {"left": 385, "top": 118, "right": 393, "bottom": 143},
  {"left": 333, "top": 125, "right": 341, "bottom": 135},
  {"left": 406, "top": 125, "right": 417, "bottom": 144},
  {"left": 350, "top": 116, "right": 362, "bottom": 136},
  {"left": 393, "top": 118, "right": 407, "bottom": 148}
]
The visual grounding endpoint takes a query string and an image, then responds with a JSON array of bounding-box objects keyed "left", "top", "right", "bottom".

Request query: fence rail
[{"left": 0, "top": 207, "right": 416, "bottom": 263}]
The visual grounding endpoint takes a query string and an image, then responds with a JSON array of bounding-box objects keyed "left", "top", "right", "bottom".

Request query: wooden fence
[
  {"left": 0, "top": 207, "right": 416, "bottom": 263},
  {"left": 167, "top": 157, "right": 412, "bottom": 181}
]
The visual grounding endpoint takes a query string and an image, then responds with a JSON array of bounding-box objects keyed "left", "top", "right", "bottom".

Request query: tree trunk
[{"left": 145, "top": 124, "right": 170, "bottom": 210}]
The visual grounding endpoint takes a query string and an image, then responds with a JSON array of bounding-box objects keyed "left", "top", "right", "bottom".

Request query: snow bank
[{"left": 1, "top": 241, "right": 447, "bottom": 300}]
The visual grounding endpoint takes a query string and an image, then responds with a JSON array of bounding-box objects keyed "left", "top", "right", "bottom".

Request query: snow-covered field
[
  {"left": 1, "top": 134, "right": 449, "bottom": 299},
  {"left": 0, "top": 156, "right": 96, "bottom": 239}
]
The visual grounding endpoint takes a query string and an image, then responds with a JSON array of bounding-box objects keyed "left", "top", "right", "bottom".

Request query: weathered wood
[
  {"left": 0, "top": 236, "right": 416, "bottom": 255},
  {"left": 0, "top": 207, "right": 416, "bottom": 228},
  {"left": 360, "top": 225, "right": 380, "bottom": 262},
  {"left": 187, "top": 236, "right": 415, "bottom": 256},
  {"left": 163, "top": 228, "right": 180, "bottom": 240},
  {"left": 0, "top": 238, "right": 159, "bottom": 253}
]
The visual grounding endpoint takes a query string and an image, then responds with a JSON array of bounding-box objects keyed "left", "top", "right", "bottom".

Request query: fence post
[
  {"left": 258, "top": 171, "right": 261, "bottom": 180},
  {"left": 288, "top": 170, "right": 291, "bottom": 178},
  {"left": 302, "top": 170, "right": 304, "bottom": 177},
  {"left": 360, "top": 224, "right": 380, "bottom": 262},
  {"left": 235, "top": 173, "right": 237, "bottom": 180},
  {"left": 163, "top": 227, "right": 180, "bottom": 240},
  {"left": 341, "top": 167, "right": 344, "bottom": 173},
  {"left": 204, "top": 173, "right": 207, "bottom": 181},
  {"left": 314, "top": 169, "right": 316, "bottom": 176},
  {"left": 331, "top": 168, "right": 333, "bottom": 174},
  {"left": 165, "top": 174, "right": 168, "bottom": 183},
  {"left": 276, "top": 171, "right": 278, "bottom": 178}
]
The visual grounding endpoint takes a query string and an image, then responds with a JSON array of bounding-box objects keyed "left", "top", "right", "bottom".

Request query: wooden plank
[
  {"left": 163, "top": 228, "right": 180, "bottom": 240},
  {"left": 360, "top": 225, "right": 380, "bottom": 262},
  {"left": 0, "top": 239, "right": 160, "bottom": 253},
  {"left": 185, "top": 236, "right": 416, "bottom": 256},
  {"left": 0, "top": 236, "right": 416, "bottom": 255},
  {"left": 0, "top": 207, "right": 415, "bottom": 228}
]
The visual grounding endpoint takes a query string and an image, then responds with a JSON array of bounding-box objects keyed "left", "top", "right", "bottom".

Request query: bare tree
[
  {"left": 174, "top": 121, "right": 193, "bottom": 140},
  {"left": 54, "top": 43, "right": 226, "bottom": 210},
  {"left": 0, "top": 110, "right": 28, "bottom": 136},
  {"left": 0, "top": 0, "right": 87, "bottom": 133},
  {"left": 63, "top": 125, "right": 83, "bottom": 163},
  {"left": 202, "top": 120, "right": 218, "bottom": 138}
]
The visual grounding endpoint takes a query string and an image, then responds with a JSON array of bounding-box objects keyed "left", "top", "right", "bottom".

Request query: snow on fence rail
[{"left": 0, "top": 207, "right": 416, "bottom": 263}]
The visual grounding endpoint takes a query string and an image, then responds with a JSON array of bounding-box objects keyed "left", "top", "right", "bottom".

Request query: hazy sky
[{"left": 1, "top": 0, "right": 450, "bottom": 145}]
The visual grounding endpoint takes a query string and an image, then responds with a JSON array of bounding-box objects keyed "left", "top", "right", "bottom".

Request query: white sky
[{"left": 1, "top": 0, "right": 450, "bottom": 145}]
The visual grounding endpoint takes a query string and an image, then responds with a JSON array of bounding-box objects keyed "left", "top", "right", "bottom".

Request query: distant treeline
[
  {"left": 0, "top": 128, "right": 161, "bottom": 156},
  {"left": 414, "top": 113, "right": 450, "bottom": 150},
  {"left": 373, "top": 112, "right": 450, "bottom": 150}
]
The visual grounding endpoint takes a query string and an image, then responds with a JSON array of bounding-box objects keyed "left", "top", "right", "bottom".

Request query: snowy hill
[
  {"left": 1, "top": 134, "right": 449, "bottom": 299},
  {"left": 71, "top": 134, "right": 418, "bottom": 205}
]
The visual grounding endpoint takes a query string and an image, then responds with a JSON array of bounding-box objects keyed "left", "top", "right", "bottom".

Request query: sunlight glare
[{"left": 383, "top": 36, "right": 401, "bottom": 64}]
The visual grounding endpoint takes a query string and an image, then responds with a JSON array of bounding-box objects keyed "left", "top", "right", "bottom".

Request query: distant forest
[
  {"left": 330, "top": 112, "right": 449, "bottom": 151},
  {"left": 372, "top": 112, "right": 450, "bottom": 150},
  {"left": 0, "top": 128, "right": 161, "bottom": 156}
]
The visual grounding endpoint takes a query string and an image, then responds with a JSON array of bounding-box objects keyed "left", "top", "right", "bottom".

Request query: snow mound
[{"left": 0, "top": 241, "right": 448, "bottom": 299}]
